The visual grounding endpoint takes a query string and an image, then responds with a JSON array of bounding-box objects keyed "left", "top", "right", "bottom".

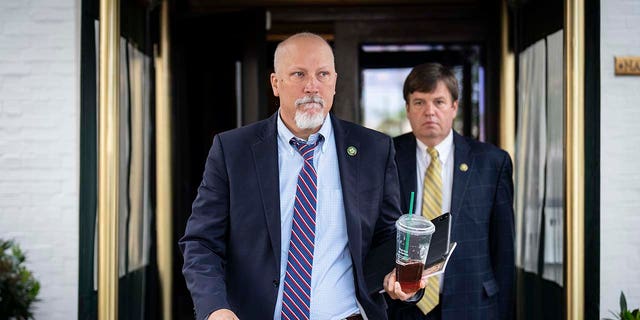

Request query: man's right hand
[
  {"left": 208, "top": 309, "right": 239, "bottom": 320},
  {"left": 383, "top": 267, "right": 425, "bottom": 300}
]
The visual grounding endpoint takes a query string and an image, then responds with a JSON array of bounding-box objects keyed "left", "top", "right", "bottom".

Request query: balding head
[
  {"left": 269, "top": 32, "right": 337, "bottom": 139},
  {"left": 273, "top": 32, "right": 334, "bottom": 73}
]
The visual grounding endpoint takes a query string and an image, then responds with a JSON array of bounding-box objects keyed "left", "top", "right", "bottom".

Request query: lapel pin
[
  {"left": 347, "top": 146, "right": 357, "bottom": 156},
  {"left": 459, "top": 163, "right": 469, "bottom": 172}
]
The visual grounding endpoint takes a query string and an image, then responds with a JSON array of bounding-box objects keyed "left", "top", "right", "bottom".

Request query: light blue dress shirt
[{"left": 273, "top": 112, "right": 360, "bottom": 320}]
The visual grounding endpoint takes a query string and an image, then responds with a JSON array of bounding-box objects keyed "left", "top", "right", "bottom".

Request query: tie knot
[
  {"left": 290, "top": 136, "right": 322, "bottom": 156},
  {"left": 427, "top": 147, "right": 439, "bottom": 160}
]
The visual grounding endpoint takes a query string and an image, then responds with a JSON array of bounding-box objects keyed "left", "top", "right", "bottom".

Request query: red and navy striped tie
[{"left": 281, "top": 137, "right": 321, "bottom": 320}]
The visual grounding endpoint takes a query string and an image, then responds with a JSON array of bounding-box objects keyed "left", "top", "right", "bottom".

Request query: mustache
[{"left": 295, "top": 95, "right": 324, "bottom": 108}]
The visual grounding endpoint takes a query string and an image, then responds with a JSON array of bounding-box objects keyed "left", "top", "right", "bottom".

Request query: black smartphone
[{"left": 425, "top": 212, "right": 451, "bottom": 268}]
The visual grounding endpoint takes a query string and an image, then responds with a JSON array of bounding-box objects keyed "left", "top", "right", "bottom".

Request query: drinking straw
[
  {"left": 408, "top": 192, "right": 415, "bottom": 218},
  {"left": 403, "top": 192, "right": 415, "bottom": 256}
]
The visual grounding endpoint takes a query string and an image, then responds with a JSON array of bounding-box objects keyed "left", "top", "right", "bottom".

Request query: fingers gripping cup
[{"left": 395, "top": 214, "right": 435, "bottom": 293}]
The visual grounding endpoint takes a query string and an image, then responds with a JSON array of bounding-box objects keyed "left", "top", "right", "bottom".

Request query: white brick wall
[
  {"left": 601, "top": 0, "right": 640, "bottom": 317},
  {"left": 0, "top": 0, "right": 79, "bottom": 319}
]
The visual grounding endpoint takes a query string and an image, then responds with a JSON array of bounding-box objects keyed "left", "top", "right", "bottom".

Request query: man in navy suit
[
  {"left": 386, "top": 63, "right": 515, "bottom": 320},
  {"left": 179, "top": 32, "right": 414, "bottom": 320}
]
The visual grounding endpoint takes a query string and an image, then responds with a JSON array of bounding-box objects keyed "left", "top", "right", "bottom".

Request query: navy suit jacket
[
  {"left": 390, "top": 131, "right": 515, "bottom": 320},
  {"left": 179, "top": 112, "right": 402, "bottom": 320}
]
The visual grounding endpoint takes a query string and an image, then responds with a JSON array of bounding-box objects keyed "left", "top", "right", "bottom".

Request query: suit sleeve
[
  {"left": 178, "top": 135, "right": 231, "bottom": 320},
  {"left": 491, "top": 151, "right": 516, "bottom": 320},
  {"left": 373, "top": 136, "right": 403, "bottom": 246}
]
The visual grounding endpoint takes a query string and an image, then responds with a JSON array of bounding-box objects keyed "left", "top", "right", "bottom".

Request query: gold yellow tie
[{"left": 416, "top": 147, "right": 441, "bottom": 314}]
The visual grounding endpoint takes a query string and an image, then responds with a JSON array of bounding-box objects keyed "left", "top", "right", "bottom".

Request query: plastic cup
[{"left": 395, "top": 214, "right": 435, "bottom": 293}]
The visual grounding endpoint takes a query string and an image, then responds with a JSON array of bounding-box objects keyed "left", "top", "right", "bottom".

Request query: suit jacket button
[{"left": 273, "top": 279, "right": 279, "bottom": 287}]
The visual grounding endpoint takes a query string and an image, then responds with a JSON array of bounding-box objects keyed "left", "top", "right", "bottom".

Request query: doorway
[
  {"left": 359, "top": 43, "right": 485, "bottom": 140},
  {"left": 169, "top": 1, "right": 502, "bottom": 318}
]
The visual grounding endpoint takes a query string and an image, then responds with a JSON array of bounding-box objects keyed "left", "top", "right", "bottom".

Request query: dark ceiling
[
  {"left": 185, "top": 0, "right": 483, "bottom": 14},
  {"left": 176, "top": 0, "right": 492, "bottom": 38}
]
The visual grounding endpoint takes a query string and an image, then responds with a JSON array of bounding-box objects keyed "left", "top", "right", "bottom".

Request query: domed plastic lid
[{"left": 395, "top": 214, "right": 435, "bottom": 235}]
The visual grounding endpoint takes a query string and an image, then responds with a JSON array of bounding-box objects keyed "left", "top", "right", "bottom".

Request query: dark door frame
[{"left": 269, "top": 3, "right": 502, "bottom": 143}]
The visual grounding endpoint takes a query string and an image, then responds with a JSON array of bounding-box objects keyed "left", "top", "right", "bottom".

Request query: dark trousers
[{"left": 387, "top": 300, "right": 442, "bottom": 320}]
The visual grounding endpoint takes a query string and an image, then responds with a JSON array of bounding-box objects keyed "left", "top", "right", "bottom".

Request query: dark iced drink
[
  {"left": 395, "top": 214, "right": 434, "bottom": 293},
  {"left": 396, "top": 260, "right": 424, "bottom": 292}
]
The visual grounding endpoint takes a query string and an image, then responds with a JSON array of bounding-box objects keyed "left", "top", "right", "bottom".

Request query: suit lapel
[
  {"left": 331, "top": 115, "right": 362, "bottom": 263},
  {"left": 395, "top": 134, "right": 417, "bottom": 214},
  {"left": 450, "top": 131, "right": 473, "bottom": 218},
  {"left": 251, "top": 113, "right": 282, "bottom": 265}
]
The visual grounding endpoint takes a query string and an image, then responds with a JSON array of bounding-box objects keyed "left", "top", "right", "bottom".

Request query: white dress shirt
[{"left": 414, "top": 130, "right": 454, "bottom": 292}]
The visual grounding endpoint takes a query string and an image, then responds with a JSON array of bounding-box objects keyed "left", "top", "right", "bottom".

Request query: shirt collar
[
  {"left": 415, "top": 129, "right": 454, "bottom": 163},
  {"left": 277, "top": 109, "right": 332, "bottom": 154}
]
